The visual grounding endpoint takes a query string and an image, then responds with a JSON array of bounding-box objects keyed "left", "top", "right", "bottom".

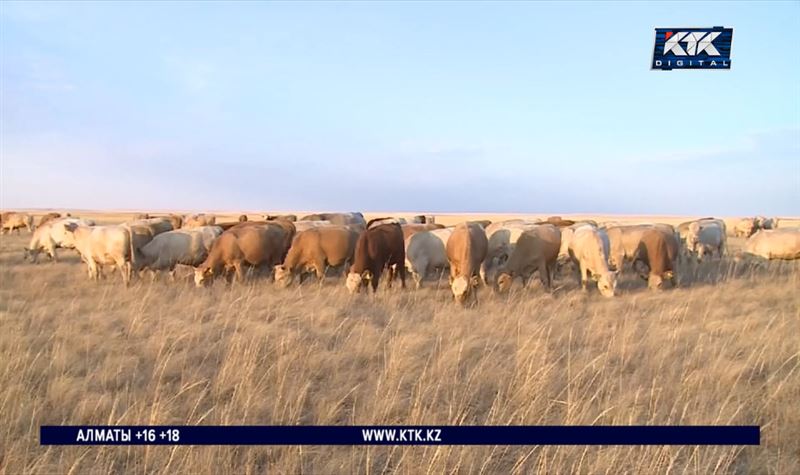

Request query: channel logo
[{"left": 652, "top": 27, "right": 733, "bottom": 70}]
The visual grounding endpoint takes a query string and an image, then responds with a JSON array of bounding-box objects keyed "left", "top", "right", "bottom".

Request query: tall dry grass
[{"left": 0, "top": 228, "right": 798, "bottom": 474}]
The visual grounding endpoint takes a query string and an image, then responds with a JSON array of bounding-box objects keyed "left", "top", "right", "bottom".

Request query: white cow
[
  {"left": 741, "top": 228, "right": 800, "bottom": 260},
  {"left": 23, "top": 218, "right": 96, "bottom": 263},
  {"left": 137, "top": 226, "right": 223, "bottom": 279},
  {"left": 686, "top": 221, "right": 726, "bottom": 261},
  {"left": 404, "top": 228, "right": 453, "bottom": 288},
  {"left": 64, "top": 223, "right": 136, "bottom": 285},
  {"left": 566, "top": 226, "right": 616, "bottom": 297}
]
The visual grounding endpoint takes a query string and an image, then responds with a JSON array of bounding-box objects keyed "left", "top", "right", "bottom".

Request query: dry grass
[{"left": 1, "top": 213, "right": 798, "bottom": 474}]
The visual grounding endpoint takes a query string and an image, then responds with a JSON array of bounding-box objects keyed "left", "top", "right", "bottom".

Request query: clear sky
[{"left": 1, "top": 1, "right": 798, "bottom": 215}]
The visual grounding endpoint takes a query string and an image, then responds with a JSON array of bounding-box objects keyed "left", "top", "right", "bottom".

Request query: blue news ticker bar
[{"left": 40, "top": 425, "right": 760, "bottom": 446}]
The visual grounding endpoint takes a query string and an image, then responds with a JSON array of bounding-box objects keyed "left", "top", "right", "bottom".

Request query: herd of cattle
[{"left": 2, "top": 210, "right": 799, "bottom": 304}]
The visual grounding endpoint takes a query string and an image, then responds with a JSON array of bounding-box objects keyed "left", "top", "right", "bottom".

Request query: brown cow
[
  {"left": 496, "top": 224, "right": 561, "bottom": 293},
  {"left": 446, "top": 222, "right": 488, "bottom": 304},
  {"left": 38, "top": 212, "right": 62, "bottom": 227},
  {"left": 238, "top": 214, "right": 248, "bottom": 222},
  {"left": 545, "top": 216, "right": 576, "bottom": 228},
  {"left": 274, "top": 225, "right": 358, "bottom": 286},
  {"left": 632, "top": 228, "right": 679, "bottom": 290},
  {"left": 1, "top": 212, "right": 34, "bottom": 234},
  {"left": 194, "top": 224, "right": 291, "bottom": 286},
  {"left": 346, "top": 223, "right": 406, "bottom": 293}
]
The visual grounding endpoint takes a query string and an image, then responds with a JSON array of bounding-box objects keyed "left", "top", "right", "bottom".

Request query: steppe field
[{"left": 1, "top": 211, "right": 798, "bottom": 474}]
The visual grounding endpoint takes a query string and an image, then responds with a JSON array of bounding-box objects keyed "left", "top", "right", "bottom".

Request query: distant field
[{"left": 1, "top": 212, "right": 798, "bottom": 473}]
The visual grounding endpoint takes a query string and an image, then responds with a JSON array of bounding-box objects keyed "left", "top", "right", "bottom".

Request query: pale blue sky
[{"left": 1, "top": 1, "right": 798, "bottom": 215}]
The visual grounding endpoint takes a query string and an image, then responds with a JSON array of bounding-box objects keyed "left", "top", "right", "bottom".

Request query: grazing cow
[
  {"left": 238, "top": 214, "right": 248, "bottom": 222},
  {"left": 482, "top": 220, "right": 541, "bottom": 284},
  {"left": 606, "top": 223, "right": 677, "bottom": 271},
  {"left": 64, "top": 223, "right": 136, "bottom": 285},
  {"left": 496, "top": 224, "right": 561, "bottom": 293},
  {"left": 300, "top": 212, "right": 366, "bottom": 226},
  {"left": 38, "top": 212, "right": 62, "bottom": 227},
  {"left": 401, "top": 223, "right": 445, "bottom": 240},
  {"left": 686, "top": 221, "right": 726, "bottom": 261},
  {"left": 125, "top": 218, "right": 174, "bottom": 257},
  {"left": 677, "top": 217, "right": 721, "bottom": 241},
  {"left": 367, "top": 217, "right": 407, "bottom": 228},
  {"left": 740, "top": 228, "right": 800, "bottom": 260},
  {"left": 566, "top": 226, "right": 616, "bottom": 297},
  {"left": 264, "top": 214, "right": 297, "bottom": 222},
  {"left": 404, "top": 228, "right": 453, "bottom": 288},
  {"left": 446, "top": 222, "right": 488, "bottom": 304},
  {"left": 133, "top": 213, "right": 150, "bottom": 220},
  {"left": 755, "top": 216, "right": 778, "bottom": 231},
  {"left": 184, "top": 214, "right": 216, "bottom": 228},
  {"left": 24, "top": 218, "right": 95, "bottom": 263},
  {"left": 346, "top": 222, "right": 406, "bottom": 293},
  {"left": 632, "top": 228, "right": 679, "bottom": 290},
  {"left": 274, "top": 225, "right": 359, "bottom": 286},
  {"left": 137, "top": 226, "right": 223, "bottom": 278},
  {"left": 1, "top": 212, "right": 34, "bottom": 234},
  {"left": 194, "top": 224, "right": 291, "bottom": 286},
  {"left": 412, "top": 215, "right": 436, "bottom": 224},
  {"left": 734, "top": 218, "right": 758, "bottom": 238}
]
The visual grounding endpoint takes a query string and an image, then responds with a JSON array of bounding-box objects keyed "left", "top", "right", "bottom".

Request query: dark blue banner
[
  {"left": 40, "top": 425, "right": 760, "bottom": 446},
  {"left": 652, "top": 27, "right": 733, "bottom": 70}
]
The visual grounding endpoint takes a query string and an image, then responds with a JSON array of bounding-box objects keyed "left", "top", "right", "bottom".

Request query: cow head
[
  {"left": 648, "top": 274, "right": 664, "bottom": 291},
  {"left": 194, "top": 266, "right": 213, "bottom": 287},
  {"left": 22, "top": 247, "right": 36, "bottom": 263},
  {"left": 63, "top": 222, "right": 78, "bottom": 233},
  {"left": 346, "top": 271, "right": 367, "bottom": 294},
  {"left": 597, "top": 271, "right": 617, "bottom": 298},
  {"left": 451, "top": 275, "right": 480, "bottom": 304},
  {"left": 273, "top": 265, "right": 293, "bottom": 287},
  {"left": 496, "top": 272, "right": 514, "bottom": 293}
]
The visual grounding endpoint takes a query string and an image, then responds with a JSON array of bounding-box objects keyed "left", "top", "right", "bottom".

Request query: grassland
[{"left": 0, "top": 212, "right": 798, "bottom": 474}]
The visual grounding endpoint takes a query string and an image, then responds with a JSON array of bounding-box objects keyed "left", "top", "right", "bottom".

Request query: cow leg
[
  {"left": 398, "top": 262, "right": 406, "bottom": 289},
  {"left": 371, "top": 268, "right": 381, "bottom": 292},
  {"left": 314, "top": 258, "right": 326, "bottom": 283},
  {"left": 385, "top": 265, "right": 395, "bottom": 289},
  {"left": 579, "top": 262, "right": 589, "bottom": 291},
  {"left": 539, "top": 262, "right": 551, "bottom": 291},
  {"left": 233, "top": 262, "right": 244, "bottom": 282}
]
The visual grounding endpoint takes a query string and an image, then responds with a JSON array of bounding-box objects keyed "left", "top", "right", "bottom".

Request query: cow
[
  {"left": 565, "top": 225, "right": 616, "bottom": 297},
  {"left": 346, "top": 222, "right": 406, "bottom": 293},
  {"left": 299, "top": 212, "right": 366, "bottom": 227},
  {"left": 1, "top": 212, "right": 34, "bottom": 234},
  {"left": 545, "top": 216, "right": 576, "bottom": 228},
  {"left": 194, "top": 223, "right": 291, "bottom": 286},
  {"left": 64, "top": 223, "right": 136, "bottom": 285},
  {"left": 137, "top": 226, "right": 223, "bottom": 279},
  {"left": 469, "top": 219, "right": 493, "bottom": 229},
  {"left": 23, "top": 218, "right": 95, "bottom": 263},
  {"left": 734, "top": 218, "right": 758, "bottom": 238},
  {"left": 184, "top": 214, "right": 216, "bottom": 228},
  {"left": 133, "top": 213, "right": 150, "bottom": 220},
  {"left": 274, "top": 225, "right": 359, "bottom": 286},
  {"left": 412, "top": 215, "right": 436, "bottom": 224},
  {"left": 496, "top": 224, "right": 561, "bottom": 293},
  {"left": 401, "top": 223, "right": 445, "bottom": 240},
  {"left": 482, "top": 220, "right": 541, "bottom": 284},
  {"left": 740, "top": 228, "right": 800, "bottom": 260},
  {"left": 606, "top": 223, "right": 678, "bottom": 272},
  {"left": 446, "top": 222, "right": 488, "bottom": 304},
  {"left": 632, "top": 228, "right": 679, "bottom": 290},
  {"left": 367, "top": 217, "right": 406, "bottom": 228},
  {"left": 404, "top": 227, "right": 453, "bottom": 288},
  {"left": 755, "top": 216, "right": 778, "bottom": 231},
  {"left": 264, "top": 214, "right": 297, "bottom": 222},
  {"left": 238, "top": 214, "right": 248, "bottom": 222},
  {"left": 125, "top": 217, "right": 174, "bottom": 257},
  {"left": 38, "top": 212, "right": 62, "bottom": 227},
  {"left": 685, "top": 221, "right": 726, "bottom": 261}
]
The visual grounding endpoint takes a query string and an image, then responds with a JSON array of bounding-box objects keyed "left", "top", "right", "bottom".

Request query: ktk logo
[
  {"left": 652, "top": 27, "right": 733, "bottom": 70},
  {"left": 663, "top": 31, "right": 721, "bottom": 56}
]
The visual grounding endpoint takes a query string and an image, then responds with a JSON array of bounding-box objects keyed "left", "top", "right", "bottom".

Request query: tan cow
[
  {"left": 446, "top": 222, "right": 488, "bottom": 304},
  {"left": 734, "top": 218, "right": 758, "bottom": 238},
  {"left": 274, "top": 225, "right": 359, "bottom": 286},
  {"left": 632, "top": 228, "right": 679, "bottom": 290},
  {"left": 606, "top": 223, "right": 678, "bottom": 271},
  {"left": 566, "top": 226, "right": 616, "bottom": 297},
  {"left": 293, "top": 220, "right": 334, "bottom": 232},
  {"left": 184, "top": 214, "right": 216, "bottom": 228},
  {"left": 404, "top": 227, "right": 453, "bottom": 288},
  {"left": 741, "top": 228, "right": 800, "bottom": 260},
  {"left": 24, "top": 218, "right": 95, "bottom": 263},
  {"left": 64, "top": 223, "right": 136, "bottom": 285},
  {"left": 1, "top": 212, "right": 34, "bottom": 234},
  {"left": 38, "top": 212, "right": 62, "bottom": 227},
  {"left": 496, "top": 224, "right": 561, "bottom": 293},
  {"left": 482, "top": 220, "right": 541, "bottom": 284},
  {"left": 195, "top": 224, "right": 291, "bottom": 286}
]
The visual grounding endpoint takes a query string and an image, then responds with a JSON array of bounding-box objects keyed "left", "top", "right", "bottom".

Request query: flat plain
[{"left": 0, "top": 211, "right": 798, "bottom": 474}]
